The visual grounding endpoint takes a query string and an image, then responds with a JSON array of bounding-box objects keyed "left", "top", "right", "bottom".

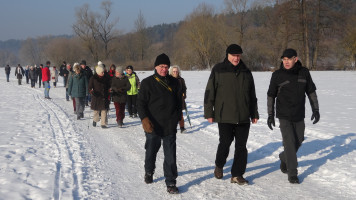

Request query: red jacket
[{"left": 42, "top": 66, "right": 51, "bottom": 82}]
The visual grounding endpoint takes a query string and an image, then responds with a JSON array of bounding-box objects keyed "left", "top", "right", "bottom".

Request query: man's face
[
  {"left": 67, "top": 65, "right": 71, "bottom": 70},
  {"left": 126, "top": 69, "right": 132, "bottom": 75},
  {"left": 228, "top": 54, "right": 241, "bottom": 66},
  {"left": 81, "top": 64, "right": 85, "bottom": 69},
  {"left": 155, "top": 64, "right": 169, "bottom": 77},
  {"left": 282, "top": 56, "right": 298, "bottom": 70}
]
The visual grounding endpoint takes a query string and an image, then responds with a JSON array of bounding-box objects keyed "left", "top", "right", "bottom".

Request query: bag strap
[{"left": 153, "top": 75, "right": 172, "bottom": 92}]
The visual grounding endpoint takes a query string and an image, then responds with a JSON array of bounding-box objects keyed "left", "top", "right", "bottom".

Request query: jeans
[
  {"left": 145, "top": 133, "right": 177, "bottom": 186},
  {"left": 44, "top": 81, "right": 50, "bottom": 98},
  {"left": 6, "top": 73, "right": 10, "bottom": 82},
  {"left": 215, "top": 123, "right": 250, "bottom": 177},
  {"left": 66, "top": 88, "right": 70, "bottom": 101},
  {"left": 279, "top": 119, "right": 305, "bottom": 176}
]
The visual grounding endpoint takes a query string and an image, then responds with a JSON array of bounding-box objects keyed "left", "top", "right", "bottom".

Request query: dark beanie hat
[
  {"left": 226, "top": 44, "right": 243, "bottom": 55},
  {"left": 154, "top": 53, "right": 170, "bottom": 67},
  {"left": 126, "top": 65, "right": 133, "bottom": 70},
  {"left": 281, "top": 48, "right": 297, "bottom": 58},
  {"left": 80, "top": 60, "right": 86, "bottom": 65}
]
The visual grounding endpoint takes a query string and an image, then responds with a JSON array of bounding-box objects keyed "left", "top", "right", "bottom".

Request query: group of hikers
[{"left": 3, "top": 45, "right": 320, "bottom": 194}]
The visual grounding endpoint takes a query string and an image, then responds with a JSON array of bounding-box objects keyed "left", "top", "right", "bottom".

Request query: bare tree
[
  {"left": 73, "top": 1, "right": 119, "bottom": 61},
  {"left": 224, "top": 0, "right": 249, "bottom": 45},
  {"left": 134, "top": 10, "right": 149, "bottom": 61}
]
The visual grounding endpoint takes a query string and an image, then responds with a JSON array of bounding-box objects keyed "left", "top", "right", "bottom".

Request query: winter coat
[
  {"left": 81, "top": 66, "right": 93, "bottom": 82},
  {"left": 110, "top": 75, "right": 131, "bottom": 103},
  {"left": 42, "top": 66, "right": 51, "bottom": 82},
  {"left": 14, "top": 66, "right": 24, "bottom": 79},
  {"left": 67, "top": 72, "right": 88, "bottom": 98},
  {"left": 88, "top": 73, "right": 111, "bottom": 110},
  {"left": 5, "top": 65, "right": 11, "bottom": 74},
  {"left": 59, "top": 64, "right": 66, "bottom": 76},
  {"left": 267, "top": 61, "right": 316, "bottom": 122},
  {"left": 137, "top": 71, "right": 182, "bottom": 136},
  {"left": 36, "top": 67, "right": 42, "bottom": 78},
  {"left": 66, "top": 70, "right": 74, "bottom": 89},
  {"left": 175, "top": 76, "right": 187, "bottom": 110},
  {"left": 25, "top": 68, "right": 29, "bottom": 77},
  {"left": 29, "top": 69, "right": 37, "bottom": 80},
  {"left": 51, "top": 69, "right": 59, "bottom": 82},
  {"left": 204, "top": 59, "right": 259, "bottom": 124},
  {"left": 126, "top": 72, "right": 140, "bottom": 95}
]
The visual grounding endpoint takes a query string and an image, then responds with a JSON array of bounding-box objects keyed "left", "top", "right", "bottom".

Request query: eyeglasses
[{"left": 281, "top": 57, "right": 295, "bottom": 62}]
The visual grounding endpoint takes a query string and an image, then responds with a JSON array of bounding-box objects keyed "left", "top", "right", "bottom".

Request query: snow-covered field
[{"left": 0, "top": 70, "right": 355, "bottom": 200}]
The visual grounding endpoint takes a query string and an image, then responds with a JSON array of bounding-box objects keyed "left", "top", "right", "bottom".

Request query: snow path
[{"left": 0, "top": 71, "right": 356, "bottom": 200}]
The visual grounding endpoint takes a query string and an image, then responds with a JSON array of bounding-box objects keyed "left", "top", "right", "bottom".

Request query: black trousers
[
  {"left": 278, "top": 119, "right": 305, "bottom": 176},
  {"left": 215, "top": 123, "right": 250, "bottom": 177},
  {"left": 126, "top": 95, "right": 137, "bottom": 115},
  {"left": 145, "top": 133, "right": 177, "bottom": 186}
]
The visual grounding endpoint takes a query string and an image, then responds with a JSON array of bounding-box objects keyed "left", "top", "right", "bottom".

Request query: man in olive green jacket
[{"left": 204, "top": 44, "right": 259, "bottom": 185}]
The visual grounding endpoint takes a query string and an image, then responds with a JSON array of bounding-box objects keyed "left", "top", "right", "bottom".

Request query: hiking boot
[
  {"left": 133, "top": 114, "right": 138, "bottom": 118},
  {"left": 288, "top": 176, "right": 299, "bottom": 184},
  {"left": 101, "top": 125, "right": 108, "bottom": 129},
  {"left": 80, "top": 113, "right": 84, "bottom": 118},
  {"left": 93, "top": 121, "right": 96, "bottom": 127},
  {"left": 117, "top": 120, "right": 123, "bottom": 127},
  {"left": 77, "top": 115, "right": 80, "bottom": 120},
  {"left": 280, "top": 160, "right": 287, "bottom": 174},
  {"left": 231, "top": 176, "right": 249, "bottom": 185},
  {"left": 129, "top": 115, "right": 133, "bottom": 118},
  {"left": 180, "top": 127, "right": 187, "bottom": 133},
  {"left": 144, "top": 173, "right": 153, "bottom": 184},
  {"left": 214, "top": 166, "right": 223, "bottom": 179},
  {"left": 167, "top": 185, "right": 179, "bottom": 194}
]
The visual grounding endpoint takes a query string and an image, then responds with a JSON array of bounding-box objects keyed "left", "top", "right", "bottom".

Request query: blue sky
[{"left": 0, "top": 0, "right": 224, "bottom": 41}]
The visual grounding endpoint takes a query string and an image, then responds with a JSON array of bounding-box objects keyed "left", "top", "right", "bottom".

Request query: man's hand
[
  {"left": 267, "top": 115, "right": 275, "bottom": 130},
  {"left": 142, "top": 117, "right": 154, "bottom": 133},
  {"left": 251, "top": 118, "right": 258, "bottom": 124},
  {"left": 311, "top": 111, "right": 320, "bottom": 124},
  {"left": 207, "top": 118, "right": 214, "bottom": 124}
]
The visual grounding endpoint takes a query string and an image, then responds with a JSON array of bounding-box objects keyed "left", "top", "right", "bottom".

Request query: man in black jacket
[
  {"left": 267, "top": 48, "right": 320, "bottom": 184},
  {"left": 80, "top": 60, "right": 93, "bottom": 106},
  {"left": 137, "top": 53, "right": 182, "bottom": 194},
  {"left": 204, "top": 44, "right": 259, "bottom": 185},
  {"left": 5, "top": 64, "right": 11, "bottom": 82}
]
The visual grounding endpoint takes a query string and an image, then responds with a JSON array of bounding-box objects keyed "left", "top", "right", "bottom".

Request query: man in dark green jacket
[{"left": 204, "top": 44, "right": 259, "bottom": 185}]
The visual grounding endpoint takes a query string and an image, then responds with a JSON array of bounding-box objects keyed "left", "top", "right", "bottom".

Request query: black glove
[
  {"left": 267, "top": 115, "right": 275, "bottom": 130},
  {"left": 311, "top": 111, "right": 320, "bottom": 124}
]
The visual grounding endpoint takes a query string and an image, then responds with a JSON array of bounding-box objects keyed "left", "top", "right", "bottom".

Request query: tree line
[{"left": 1, "top": 0, "right": 355, "bottom": 71}]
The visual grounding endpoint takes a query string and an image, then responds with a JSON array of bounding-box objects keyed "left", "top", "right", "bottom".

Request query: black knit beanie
[
  {"left": 226, "top": 44, "right": 243, "bottom": 55},
  {"left": 154, "top": 53, "right": 170, "bottom": 67}
]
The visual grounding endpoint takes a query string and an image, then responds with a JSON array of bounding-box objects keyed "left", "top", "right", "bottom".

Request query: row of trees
[{"left": 1, "top": 0, "right": 355, "bottom": 71}]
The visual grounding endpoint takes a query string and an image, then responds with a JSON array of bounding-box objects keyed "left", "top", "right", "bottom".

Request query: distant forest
[{"left": 1, "top": 0, "right": 355, "bottom": 71}]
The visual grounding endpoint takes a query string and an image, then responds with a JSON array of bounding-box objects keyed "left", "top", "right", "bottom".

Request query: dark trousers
[
  {"left": 38, "top": 76, "right": 42, "bottom": 87},
  {"left": 126, "top": 95, "right": 137, "bottom": 115},
  {"left": 114, "top": 102, "right": 126, "bottom": 121},
  {"left": 17, "top": 78, "right": 22, "bottom": 85},
  {"left": 145, "top": 133, "right": 177, "bottom": 186},
  {"left": 216, "top": 123, "right": 250, "bottom": 177},
  {"left": 75, "top": 97, "right": 85, "bottom": 117},
  {"left": 279, "top": 119, "right": 305, "bottom": 176},
  {"left": 6, "top": 73, "right": 10, "bottom": 82},
  {"left": 26, "top": 76, "right": 29, "bottom": 84},
  {"left": 30, "top": 79, "right": 36, "bottom": 87}
]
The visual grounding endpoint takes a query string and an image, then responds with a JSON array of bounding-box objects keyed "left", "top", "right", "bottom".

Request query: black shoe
[
  {"left": 77, "top": 116, "right": 80, "bottom": 120},
  {"left": 93, "top": 121, "right": 96, "bottom": 127},
  {"left": 167, "top": 185, "right": 179, "bottom": 194},
  {"left": 117, "top": 120, "right": 123, "bottom": 127},
  {"left": 144, "top": 173, "right": 153, "bottom": 184},
  {"left": 288, "top": 176, "right": 299, "bottom": 184},
  {"left": 180, "top": 127, "right": 187, "bottom": 133},
  {"left": 214, "top": 166, "right": 223, "bottom": 179},
  {"left": 280, "top": 160, "right": 288, "bottom": 174},
  {"left": 80, "top": 113, "right": 84, "bottom": 118},
  {"left": 133, "top": 114, "right": 138, "bottom": 118},
  {"left": 101, "top": 125, "right": 108, "bottom": 129},
  {"left": 129, "top": 115, "right": 133, "bottom": 118}
]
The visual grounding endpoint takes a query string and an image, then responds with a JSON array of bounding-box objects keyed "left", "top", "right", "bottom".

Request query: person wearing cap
[
  {"left": 110, "top": 66, "right": 131, "bottom": 127},
  {"left": 67, "top": 63, "right": 88, "bottom": 120},
  {"left": 14, "top": 64, "right": 25, "bottom": 85},
  {"left": 59, "top": 61, "right": 67, "bottom": 86},
  {"left": 125, "top": 65, "right": 140, "bottom": 118},
  {"left": 88, "top": 65, "right": 111, "bottom": 128},
  {"left": 80, "top": 60, "right": 93, "bottom": 106},
  {"left": 42, "top": 61, "right": 51, "bottom": 99},
  {"left": 204, "top": 44, "right": 259, "bottom": 185},
  {"left": 137, "top": 53, "right": 182, "bottom": 194},
  {"left": 267, "top": 48, "right": 320, "bottom": 184},
  {"left": 36, "top": 64, "right": 43, "bottom": 88}
]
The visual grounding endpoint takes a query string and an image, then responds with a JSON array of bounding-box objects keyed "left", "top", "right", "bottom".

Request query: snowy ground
[{"left": 0, "top": 70, "right": 355, "bottom": 200}]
